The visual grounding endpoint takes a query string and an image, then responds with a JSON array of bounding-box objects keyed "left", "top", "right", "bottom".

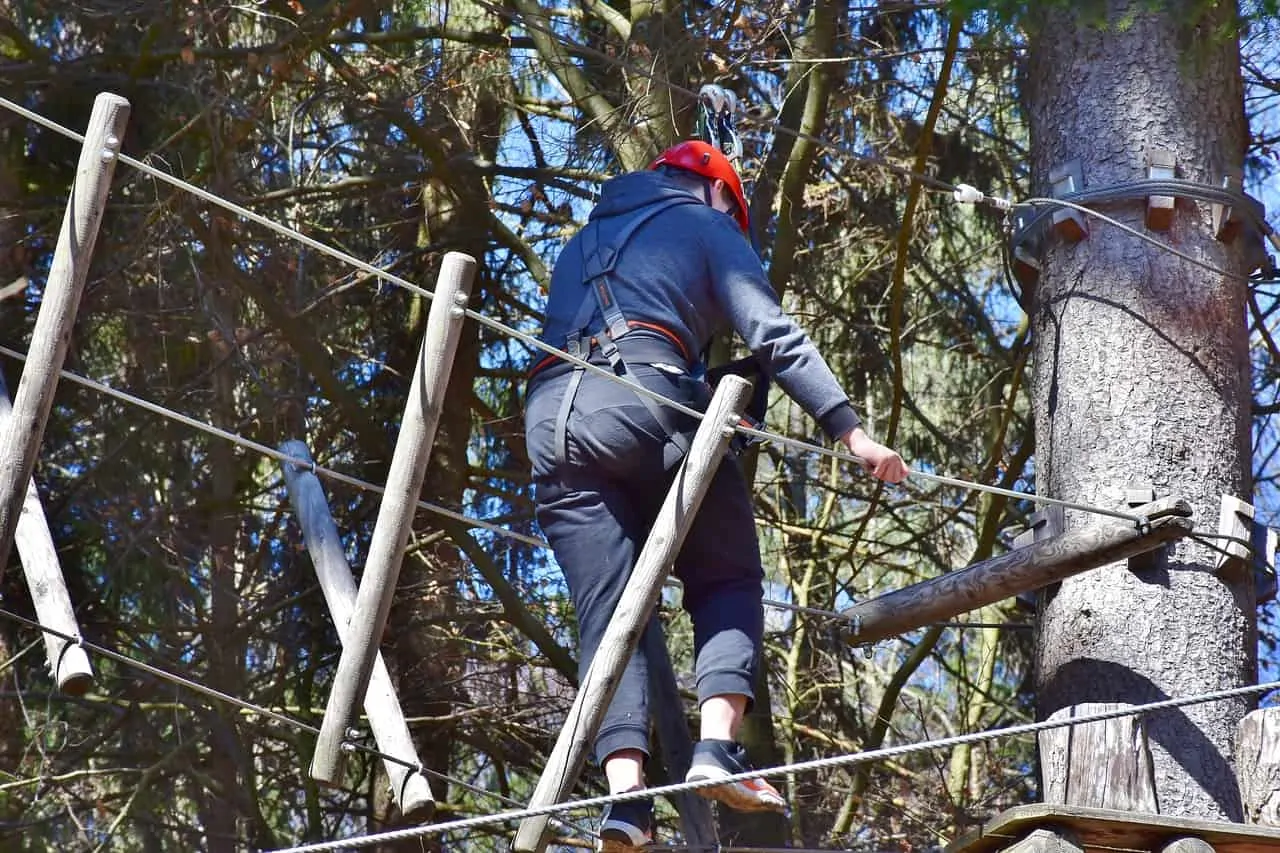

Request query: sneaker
[
  {"left": 685, "top": 739, "right": 786, "bottom": 813},
  {"left": 597, "top": 797, "right": 653, "bottom": 852}
]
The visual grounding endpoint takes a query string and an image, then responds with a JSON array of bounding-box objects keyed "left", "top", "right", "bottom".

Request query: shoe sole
[
  {"left": 598, "top": 837, "right": 649, "bottom": 852},
  {"left": 686, "top": 768, "right": 787, "bottom": 814}
]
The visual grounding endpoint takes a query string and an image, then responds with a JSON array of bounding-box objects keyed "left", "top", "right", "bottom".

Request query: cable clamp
[{"left": 952, "top": 183, "right": 1013, "bottom": 212}]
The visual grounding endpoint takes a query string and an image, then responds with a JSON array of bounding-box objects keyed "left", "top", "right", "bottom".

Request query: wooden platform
[{"left": 948, "top": 804, "right": 1280, "bottom": 853}]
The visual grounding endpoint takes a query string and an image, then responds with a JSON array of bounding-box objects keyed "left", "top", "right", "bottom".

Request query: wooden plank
[
  {"left": 0, "top": 373, "right": 93, "bottom": 694},
  {"left": 842, "top": 497, "right": 1193, "bottom": 647},
  {"left": 1038, "top": 703, "right": 1157, "bottom": 812},
  {"left": 511, "top": 375, "right": 753, "bottom": 853},
  {"left": 310, "top": 252, "right": 476, "bottom": 786},
  {"left": 1237, "top": 707, "right": 1280, "bottom": 826},
  {"left": 0, "top": 93, "right": 130, "bottom": 581},
  {"left": 947, "top": 804, "right": 1280, "bottom": 853},
  {"left": 280, "top": 440, "right": 434, "bottom": 820}
]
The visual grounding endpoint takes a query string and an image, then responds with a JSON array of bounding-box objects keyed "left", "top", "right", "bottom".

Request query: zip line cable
[
  {"left": 469, "top": 0, "right": 968, "bottom": 198},
  {"left": 267, "top": 677, "right": 1280, "bottom": 853}
]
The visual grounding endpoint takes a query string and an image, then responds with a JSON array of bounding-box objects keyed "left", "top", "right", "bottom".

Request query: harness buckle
[{"left": 598, "top": 334, "right": 624, "bottom": 372}]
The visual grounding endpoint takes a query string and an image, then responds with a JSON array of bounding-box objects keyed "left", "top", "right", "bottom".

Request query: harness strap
[
  {"left": 553, "top": 196, "right": 702, "bottom": 465},
  {"left": 553, "top": 367, "right": 587, "bottom": 468}
]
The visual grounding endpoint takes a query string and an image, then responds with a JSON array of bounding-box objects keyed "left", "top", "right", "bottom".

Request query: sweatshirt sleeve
[{"left": 702, "top": 216, "right": 861, "bottom": 440}]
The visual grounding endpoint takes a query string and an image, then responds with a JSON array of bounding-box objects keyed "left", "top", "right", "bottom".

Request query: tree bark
[{"left": 1027, "top": 0, "right": 1254, "bottom": 820}]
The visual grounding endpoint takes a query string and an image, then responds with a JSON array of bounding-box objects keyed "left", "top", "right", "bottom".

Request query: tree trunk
[{"left": 1027, "top": 1, "right": 1254, "bottom": 820}]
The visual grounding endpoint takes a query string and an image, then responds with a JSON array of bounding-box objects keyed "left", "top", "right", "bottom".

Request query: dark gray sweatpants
[{"left": 525, "top": 363, "right": 765, "bottom": 764}]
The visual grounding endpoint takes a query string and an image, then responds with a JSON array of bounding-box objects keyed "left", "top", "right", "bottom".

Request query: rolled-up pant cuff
[
  {"left": 595, "top": 724, "right": 650, "bottom": 765},
  {"left": 697, "top": 670, "right": 756, "bottom": 711}
]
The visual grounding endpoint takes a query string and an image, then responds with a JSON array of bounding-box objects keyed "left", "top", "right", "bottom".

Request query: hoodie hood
[{"left": 589, "top": 171, "right": 705, "bottom": 222}]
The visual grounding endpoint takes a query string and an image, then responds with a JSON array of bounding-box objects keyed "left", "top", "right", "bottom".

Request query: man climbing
[{"left": 524, "top": 140, "right": 909, "bottom": 851}]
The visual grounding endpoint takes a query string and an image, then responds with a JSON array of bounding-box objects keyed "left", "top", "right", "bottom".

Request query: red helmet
[{"left": 649, "top": 140, "right": 750, "bottom": 233}]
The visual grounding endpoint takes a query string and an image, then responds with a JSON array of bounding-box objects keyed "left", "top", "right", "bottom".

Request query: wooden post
[
  {"left": 1003, "top": 827, "right": 1084, "bottom": 853},
  {"left": 644, "top": 619, "right": 718, "bottom": 849},
  {"left": 1236, "top": 707, "right": 1280, "bottom": 825},
  {"left": 1159, "top": 838, "right": 1216, "bottom": 853},
  {"left": 1038, "top": 703, "right": 1158, "bottom": 812},
  {"left": 842, "top": 497, "right": 1193, "bottom": 647},
  {"left": 280, "top": 440, "right": 434, "bottom": 820},
  {"left": 0, "top": 374, "right": 93, "bottom": 694},
  {"left": 310, "top": 252, "right": 476, "bottom": 786},
  {"left": 0, "top": 93, "right": 129, "bottom": 580},
  {"left": 511, "top": 375, "right": 753, "bottom": 853}
]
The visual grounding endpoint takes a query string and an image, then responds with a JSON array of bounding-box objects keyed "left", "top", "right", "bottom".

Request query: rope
[{"left": 267, "top": 677, "right": 1280, "bottom": 852}]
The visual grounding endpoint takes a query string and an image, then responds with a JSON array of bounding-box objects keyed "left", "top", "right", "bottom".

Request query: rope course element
[
  {"left": 0, "top": 96, "right": 1156, "bottom": 527},
  {"left": 267, "top": 677, "right": 1280, "bottom": 853},
  {"left": 0, "top": 343, "right": 1171, "bottom": 635},
  {"left": 0, "top": 33, "right": 1273, "bottom": 853}
]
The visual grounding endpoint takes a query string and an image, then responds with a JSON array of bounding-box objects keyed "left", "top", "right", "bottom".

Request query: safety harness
[{"left": 544, "top": 195, "right": 702, "bottom": 467}]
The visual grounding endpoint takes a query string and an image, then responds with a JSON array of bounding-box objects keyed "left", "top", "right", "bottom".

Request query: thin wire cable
[
  {"left": 0, "top": 346, "right": 545, "bottom": 550},
  {"left": 268, "top": 677, "right": 1280, "bottom": 853},
  {"left": 0, "top": 606, "right": 596, "bottom": 842},
  {"left": 0, "top": 343, "right": 1075, "bottom": 635},
  {"left": 0, "top": 95, "right": 437, "bottom": 305},
  {"left": 0, "top": 97, "right": 1150, "bottom": 527},
  {"left": 1019, "top": 197, "right": 1246, "bottom": 281},
  {"left": 0, "top": 606, "right": 316, "bottom": 732}
]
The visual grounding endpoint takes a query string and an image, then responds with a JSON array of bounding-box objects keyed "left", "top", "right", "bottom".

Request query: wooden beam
[
  {"left": 947, "top": 803, "right": 1280, "bottom": 853},
  {"left": 842, "top": 497, "right": 1193, "bottom": 647},
  {"left": 0, "top": 93, "right": 129, "bottom": 581},
  {"left": 280, "top": 440, "right": 434, "bottom": 820},
  {"left": 1039, "top": 703, "right": 1157, "bottom": 812},
  {"left": 310, "top": 252, "right": 476, "bottom": 786},
  {"left": 644, "top": 618, "right": 718, "bottom": 848},
  {"left": 0, "top": 373, "right": 93, "bottom": 694},
  {"left": 511, "top": 375, "right": 753, "bottom": 853}
]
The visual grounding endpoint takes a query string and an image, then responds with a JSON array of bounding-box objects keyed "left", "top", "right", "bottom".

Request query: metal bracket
[
  {"left": 1213, "top": 172, "right": 1244, "bottom": 244},
  {"left": 1215, "top": 495, "right": 1255, "bottom": 572},
  {"left": 1254, "top": 524, "right": 1278, "bottom": 605},
  {"left": 1010, "top": 208, "right": 1042, "bottom": 298},
  {"left": 1049, "top": 160, "right": 1088, "bottom": 243},
  {"left": 1145, "top": 148, "right": 1177, "bottom": 231},
  {"left": 1013, "top": 505, "right": 1064, "bottom": 612},
  {"left": 1126, "top": 485, "right": 1161, "bottom": 573},
  {"left": 1013, "top": 505, "right": 1065, "bottom": 550}
]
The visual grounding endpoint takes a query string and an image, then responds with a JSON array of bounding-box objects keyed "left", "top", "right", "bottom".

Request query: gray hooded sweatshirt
[{"left": 535, "top": 170, "right": 860, "bottom": 440}]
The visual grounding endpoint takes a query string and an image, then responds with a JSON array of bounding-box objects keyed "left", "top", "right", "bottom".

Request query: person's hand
[{"left": 842, "top": 427, "right": 909, "bottom": 484}]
